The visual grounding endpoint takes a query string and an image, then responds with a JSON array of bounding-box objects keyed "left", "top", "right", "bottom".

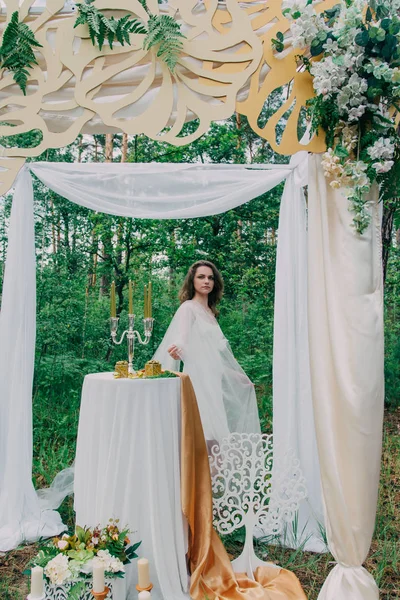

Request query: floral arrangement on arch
[
  {"left": 26, "top": 520, "right": 141, "bottom": 598},
  {"left": 274, "top": 0, "right": 400, "bottom": 233}
]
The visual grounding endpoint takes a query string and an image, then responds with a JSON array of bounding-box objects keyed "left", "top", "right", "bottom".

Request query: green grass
[{"left": 0, "top": 405, "right": 399, "bottom": 599}]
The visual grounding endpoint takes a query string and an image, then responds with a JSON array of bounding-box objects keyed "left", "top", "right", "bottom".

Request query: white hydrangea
[
  {"left": 348, "top": 106, "right": 366, "bottom": 121},
  {"left": 310, "top": 56, "right": 347, "bottom": 96},
  {"left": 337, "top": 74, "right": 367, "bottom": 114},
  {"left": 367, "top": 138, "right": 395, "bottom": 160},
  {"left": 286, "top": 3, "right": 328, "bottom": 49},
  {"left": 334, "top": 0, "right": 364, "bottom": 32},
  {"left": 365, "top": 59, "right": 394, "bottom": 82},
  {"left": 342, "top": 47, "right": 364, "bottom": 70},
  {"left": 323, "top": 38, "right": 339, "bottom": 53},
  {"left": 95, "top": 550, "right": 125, "bottom": 573},
  {"left": 345, "top": 160, "right": 369, "bottom": 189},
  {"left": 372, "top": 161, "right": 394, "bottom": 174},
  {"left": 44, "top": 554, "right": 72, "bottom": 585}
]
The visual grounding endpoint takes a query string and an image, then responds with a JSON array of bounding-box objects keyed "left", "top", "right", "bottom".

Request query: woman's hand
[{"left": 168, "top": 344, "right": 182, "bottom": 361}]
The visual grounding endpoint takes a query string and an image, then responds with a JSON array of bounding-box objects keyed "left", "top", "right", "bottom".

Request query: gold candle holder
[
  {"left": 91, "top": 587, "right": 110, "bottom": 600},
  {"left": 136, "top": 583, "right": 153, "bottom": 593}
]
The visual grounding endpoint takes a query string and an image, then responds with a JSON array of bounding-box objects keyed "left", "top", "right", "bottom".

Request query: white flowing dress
[{"left": 153, "top": 300, "right": 261, "bottom": 442}]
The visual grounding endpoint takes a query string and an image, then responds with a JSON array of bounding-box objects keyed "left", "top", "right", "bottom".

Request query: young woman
[{"left": 153, "top": 260, "right": 261, "bottom": 442}]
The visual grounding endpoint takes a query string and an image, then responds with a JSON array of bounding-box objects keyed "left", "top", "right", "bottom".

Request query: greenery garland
[
  {"left": 0, "top": 11, "right": 43, "bottom": 95},
  {"left": 74, "top": 0, "right": 185, "bottom": 71}
]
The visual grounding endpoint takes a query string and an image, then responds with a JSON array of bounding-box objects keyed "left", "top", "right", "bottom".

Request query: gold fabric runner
[{"left": 177, "top": 373, "right": 307, "bottom": 600}]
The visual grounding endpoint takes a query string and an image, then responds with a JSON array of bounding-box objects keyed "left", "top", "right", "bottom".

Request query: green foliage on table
[
  {"left": 0, "top": 11, "right": 43, "bottom": 94},
  {"left": 144, "top": 370, "right": 178, "bottom": 379}
]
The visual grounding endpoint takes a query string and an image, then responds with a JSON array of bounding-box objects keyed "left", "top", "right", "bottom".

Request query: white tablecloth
[{"left": 74, "top": 373, "right": 189, "bottom": 600}]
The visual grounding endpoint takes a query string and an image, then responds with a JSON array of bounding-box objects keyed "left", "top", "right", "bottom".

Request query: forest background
[{"left": 0, "top": 106, "right": 399, "bottom": 598}]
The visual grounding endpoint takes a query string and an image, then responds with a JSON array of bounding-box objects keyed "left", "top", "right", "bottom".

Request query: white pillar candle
[
  {"left": 93, "top": 562, "right": 105, "bottom": 593},
  {"left": 30, "top": 565, "right": 44, "bottom": 598},
  {"left": 137, "top": 558, "right": 150, "bottom": 588},
  {"left": 138, "top": 592, "right": 151, "bottom": 600}
]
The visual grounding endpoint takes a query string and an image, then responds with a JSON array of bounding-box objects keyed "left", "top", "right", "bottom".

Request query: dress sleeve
[{"left": 152, "top": 302, "right": 195, "bottom": 371}]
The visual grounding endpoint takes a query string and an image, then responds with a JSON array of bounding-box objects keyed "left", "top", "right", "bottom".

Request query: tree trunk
[
  {"left": 50, "top": 195, "right": 56, "bottom": 255},
  {"left": 236, "top": 112, "right": 242, "bottom": 150},
  {"left": 105, "top": 134, "right": 114, "bottom": 163},
  {"left": 77, "top": 135, "right": 83, "bottom": 163},
  {"left": 121, "top": 133, "right": 128, "bottom": 163}
]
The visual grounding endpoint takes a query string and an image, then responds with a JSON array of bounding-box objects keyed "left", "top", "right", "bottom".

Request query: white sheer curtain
[
  {"left": 272, "top": 152, "right": 325, "bottom": 553},
  {"left": 0, "top": 169, "right": 65, "bottom": 551},
  {"left": 307, "top": 155, "right": 384, "bottom": 600},
  {"left": 0, "top": 160, "right": 306, "bottom": 552}
]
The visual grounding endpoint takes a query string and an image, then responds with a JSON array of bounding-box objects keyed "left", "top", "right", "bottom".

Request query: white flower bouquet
[
  {"left": 274, "top": 0, "right": 400, "bottom": 233},
  {"left": 26, "top": 520, "right": 141, "bottom": 600}
]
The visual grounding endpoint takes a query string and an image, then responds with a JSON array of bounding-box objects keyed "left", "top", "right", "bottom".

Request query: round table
[{"left": 74, "top": 373, "right": 189, "bottom": 600}]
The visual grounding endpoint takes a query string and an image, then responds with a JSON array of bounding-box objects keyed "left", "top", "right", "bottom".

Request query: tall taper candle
[
  {"left": 137, "top": 558, "right": 151, "bottom": 589},
  {"left": 148, "top": 281, "right": 152, "bottom": 319},
  {"left": 144, "top": 285, "right": 148, "bottom": 318},
  {"left": 129, "top": 280, "right": 134, "bottom": 315},
  {"left": 93, "top": 562, "right": 105, "bottom": 593},
  {"left": 110, "top": 281, "right": 116, "bottom": 318},
  {"left": 30, "top": 565, "right": 44, "bottom": 599}
]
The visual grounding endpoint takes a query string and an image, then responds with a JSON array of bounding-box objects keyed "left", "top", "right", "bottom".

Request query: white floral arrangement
[
  {"left": 26, "top": 521, "right": 141, "bottom": 600},
  {"left": 273, "top": 0, "right": 400, "bottom": 233}
]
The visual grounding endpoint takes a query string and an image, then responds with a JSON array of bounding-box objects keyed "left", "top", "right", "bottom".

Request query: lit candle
[
  {"left": 129, "top": 280, "right": 134, "bottom": 315},
  {"left": 93, "top": 561, "right": 105, "bottom": 593},
  {"left": 144, "top": 285, "right": 148, "bottom": 319},
  {"left": 110, "top": 281, "right": 116, "bottom": 318},
  {"left": 137, "top": 557, "right": 151, "bottom": 589},
  {"left": 30, "top": 566, "right": 44, "bottom": 599},
  {"left": 138, "top": 591, "right": 151, "bottom": 600},
  {"left": 148, "top": 281, "right": 152, "bottom": 319}
]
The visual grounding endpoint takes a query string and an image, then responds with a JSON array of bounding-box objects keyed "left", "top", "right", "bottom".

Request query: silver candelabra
[{"left": 110, "top": 314, "right": 154, "bottom": 375}]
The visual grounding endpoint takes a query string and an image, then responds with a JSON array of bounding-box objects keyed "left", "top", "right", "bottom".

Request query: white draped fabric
[
  {"left": 0, "top": 169, "right": 66, "bottom": 551},
  {"left": 308, "top": 155, "right": 384, "bottom": 600},
  {"left": 74, "top": 374, "right": 188, "bottom": 600},
  {"left": 272, "top": 153, "right": 325, "bottom": 553},
  {"left": 153, "top": 299, "right": 261, "bottom": 442},
  {"left": 0, "top": 156, "right": 383, "bottom": 599},
  {"left": 0, "top": 158, "right": 309, "bottom": 552}
]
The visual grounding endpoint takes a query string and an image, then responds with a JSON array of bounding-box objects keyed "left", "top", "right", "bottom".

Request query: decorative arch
[{"left": 0, "top": 0, "right": 335, "bottom": 194}]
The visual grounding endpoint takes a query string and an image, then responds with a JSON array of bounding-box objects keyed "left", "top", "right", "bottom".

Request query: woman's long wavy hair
[{"left": 179, "top": 260, "right": 224, "bottom": 316}]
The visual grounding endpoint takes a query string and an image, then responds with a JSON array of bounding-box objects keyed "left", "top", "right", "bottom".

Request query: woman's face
[{"left": 193, "top": 266, "right": 215, "bottom": 297}]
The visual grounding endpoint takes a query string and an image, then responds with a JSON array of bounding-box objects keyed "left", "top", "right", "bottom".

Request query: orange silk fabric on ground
[{"left": 177, "top": 373, "right": 307, "bottom": 600}]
